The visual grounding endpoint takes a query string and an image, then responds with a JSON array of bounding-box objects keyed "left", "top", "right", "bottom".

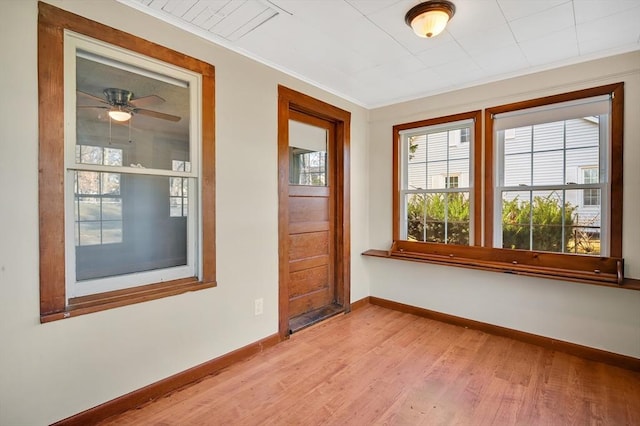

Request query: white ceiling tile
[
  {"left": 577, "top": 6, "right": 640, "bottom": 54},
  {"left": 519, "top": 27, "right": 579, "bottom": 65},
  {"left": 346, "top": 0, "right": 405, "bottom": 16},
  {"left": 352, "top": 54, "right": 427, "bottom": 85},
  {"left": 445, "top": 0, "right": 507, "bottom": 39},
  {"left": 497, "top": 0, "right": 570, "bottom": 21},
  {"left": 470, "top": 43, "right": 529, "bottom": 74},
  {"left": 574, "top": 0, "right": 640, "bottom": 24},
  {"left": 455, "top": 23, "right": 516, "bottom": 53},
  {"left": 431, "top": 56, "right": 485, "bottom": 83},
  {"left": 416, "top": 40, "right": 469, "bottom": 67},
  {"left": 509, "top": 1, "right": 575, "bottom": 42}
]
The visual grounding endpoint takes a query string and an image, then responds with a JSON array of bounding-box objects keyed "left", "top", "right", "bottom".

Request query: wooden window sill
[
  {"left": 40, "top": 278, "right": 217, "bottom": 323},
  {"left": 362, "top": 244, "right": 640, "bottom": 291}
]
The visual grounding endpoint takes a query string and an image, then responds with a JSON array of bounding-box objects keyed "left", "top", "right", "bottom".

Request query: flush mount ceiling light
[{"left": 405, "top": 0, "right": 456, "bottom": 38}]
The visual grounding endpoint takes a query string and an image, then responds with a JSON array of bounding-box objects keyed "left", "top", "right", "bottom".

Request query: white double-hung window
[
  {"left": 64, "top": 32, "right": 202, "bottom": 298},
  {"left": 493, "top": 95, "right": 611, "bottom": 256},
  {"left": 398, "top": 116, "right": 476, "bottom": 246}
]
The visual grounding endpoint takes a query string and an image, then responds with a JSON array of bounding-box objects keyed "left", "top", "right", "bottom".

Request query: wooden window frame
[
  {"left": 485, "top": 83, "right": 623, "bottom": 258},
  {"left": 38, "top": 3, "right": 216, "bottom": 323},
  {"left": 392, "top": 110, "right": 483, "bottom": 248},
  {"left": 380, "top": 84, "right": 628, "bottom": 287}
]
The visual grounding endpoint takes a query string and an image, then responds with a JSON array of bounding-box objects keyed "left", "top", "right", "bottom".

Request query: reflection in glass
[
  {"left": 75, "top": 173, "right": 189, "bottom": 281},
  {"left": 288, "top": 119, "right": 328, "bottom": 186}
]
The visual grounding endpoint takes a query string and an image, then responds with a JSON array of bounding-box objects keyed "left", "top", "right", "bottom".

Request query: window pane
[
  {"left": 532, "top": 150, "right": 563, "bottom": 185},
  {"left": 104, "top": 148, "right": 123, "bottom": 166},
  {"left": 566, "top": 117, "right": 600, "bottom": 149},
  {"left": 77, "top": 145, "right": 103, "bottom": 164},
  {"left": 504, "top": 127, "right": 531, "bottom": 155},
  {"left": 77, "top": 171, "right": 100, "bottom": 194},
  {"left": 407, "top": 162, "right": 426, "bottom": 190},
  {"left": 425, "top": 193, "right": 445, "bottom": 243},
  {"left": 448, "top": 159, "right": 469, "bottom": 187},
  {"left": 504, "top": 153, "right": 531, "bottom": 186},
  {"left": 449, "top": 135, "right": 470, "bottom": 160},
  {"left": 531, "top": 191, "right": 567, "bottom": 253},
  {"left": 427, "top": 131, "right": 447, "bottom": 161},
  {"left": 566, "top": 189, "right": 601, "bottom": 255},
  {"left": 533, "top": 121, "right": 564, "bottom": 151},
  {"left": 566, "top": 147, "right": 599, "bottom": 181},
  {"left": 170, "top": 177, "right": 182, "bottom": 196},
  {"left": 447, "top": 192, "right": 470, "bottom": 245},
  {"left": 78, "top": 222, "right": 101, "bottom": 246},
  {"left": 101, "top": 173, "right": 120, "bottom": 195},
  {"left": 502, "top": 191, "right": 531, "bottom": 250},
  {"left": 78, "top": 197, "right": 101, "bottom": 221},
  {"left": 408, "top": 135, "right": 426, "bottom": 163},
  {"left": 170, "top": 197, "right": 183, "bottom": 217},
  {"left": 428, "top": 161, "right": 447, "bottom": 189},
  {"left": 406, "top": 193, "right": 425, "bottom": 242},
  {"left": 76, "top": 173, "right": 188, "bottom": 281}
]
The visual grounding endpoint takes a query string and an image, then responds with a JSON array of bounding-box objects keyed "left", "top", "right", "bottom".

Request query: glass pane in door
[{"left": 289, "top": 119, "right": 328, "bottom": 186}]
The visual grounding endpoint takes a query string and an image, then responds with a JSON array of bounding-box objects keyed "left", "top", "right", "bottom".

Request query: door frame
[{"left": 277, "top": 85, "right": 351, "bottom": 340}]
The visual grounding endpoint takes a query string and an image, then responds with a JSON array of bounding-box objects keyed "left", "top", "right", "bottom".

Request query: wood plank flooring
[{"left": 100, "top": 304, "right": 640, "bottom": 425}]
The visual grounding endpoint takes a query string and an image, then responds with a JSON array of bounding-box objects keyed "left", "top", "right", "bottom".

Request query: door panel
[
  {"left": 287, "top": 111, "right": 336, "bottom": 321},
  {"left": 277, "top": 86, "right": 351, "bottom": 339}
]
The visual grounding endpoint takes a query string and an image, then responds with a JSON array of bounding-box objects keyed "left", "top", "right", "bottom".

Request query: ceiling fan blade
[
  {"left": 129, "top": 95, "right": 165, "bottom": 108},
  {"left": 77, "top": 90, "right": 108, "bottom": 105},
  {"left": 77, "top": 105, "right": 109, "bottom": 109},
  {"left": 135, "top": 108, "right": 181, "bottom": 122}
]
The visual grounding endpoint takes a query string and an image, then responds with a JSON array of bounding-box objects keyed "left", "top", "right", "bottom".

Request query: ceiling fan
[{"left": 77, "top": 88, "right": 181, "bottom": 122}]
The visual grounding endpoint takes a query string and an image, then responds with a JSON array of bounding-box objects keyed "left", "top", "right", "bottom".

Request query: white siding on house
[{"left": 500, "top": 117, "right": 602, "bottom": 230}]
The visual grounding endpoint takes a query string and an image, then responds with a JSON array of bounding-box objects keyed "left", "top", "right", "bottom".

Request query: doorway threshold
[{"left": 289, "top": 303, "right": 344, "bottom": 334}]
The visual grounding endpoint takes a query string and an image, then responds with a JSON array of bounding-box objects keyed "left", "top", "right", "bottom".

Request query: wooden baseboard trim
[
  {"left": 350, "top": 296, "right": 370, "bottom": 311},
  {"left": 369, "top": 296, "right": 640, "bottom": 372},
  {"left": 52, "top": 333, "right": 281, "bottom": 426}
]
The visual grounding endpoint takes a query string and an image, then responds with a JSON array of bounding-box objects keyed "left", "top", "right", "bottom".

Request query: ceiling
[{"left": 118, "top": 0, "right": 640, "bottom": 108}]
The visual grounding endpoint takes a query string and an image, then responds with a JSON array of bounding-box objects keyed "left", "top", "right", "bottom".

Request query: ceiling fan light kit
[
  {"left": 405, "top": 0, "right": 456, "bottom": 38},
  {"left": 108, "top": 107, "right": 132, "bottom": 122},
  {"left": 78, "top": 87, "right": 181, "bottom": 123}
]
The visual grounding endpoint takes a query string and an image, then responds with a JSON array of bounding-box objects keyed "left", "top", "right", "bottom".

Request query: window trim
[
  {"left": 38, "top": 3, "right": 216, "bottom": 322},
  {"left": 485, "top": 83, "right": 623, "bottom": 258},
  {"left": 392, "top": 110, "right": 483, "bottom": 247},
  {"left": 383, "top": 85, "right": 626, "bottom": 287}
]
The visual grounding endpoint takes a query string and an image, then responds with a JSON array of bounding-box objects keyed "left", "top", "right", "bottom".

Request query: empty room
[{"left": 1, "top": 0, "right": 639, "bottom": 425}]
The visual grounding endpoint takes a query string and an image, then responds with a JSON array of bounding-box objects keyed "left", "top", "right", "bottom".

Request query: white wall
[
  {"left": 367, "top": 51, "right": 640, "bottom": 359},
  {"left": 0, "top": 1, "right": 369, "bottom": 424}
]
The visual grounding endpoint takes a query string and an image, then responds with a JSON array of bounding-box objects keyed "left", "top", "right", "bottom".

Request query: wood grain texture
[
  {"left": 277, "top": 85, "right": 351, "bottom": 338},
  {"left": 53, "top": 334, "right": 280, "bottom": 426},
  {"left": 96, "top": 304, "right": 640, "bottom": 425},
  {"left": 362, "top": 248, "right": 640, "bottom": 291}
]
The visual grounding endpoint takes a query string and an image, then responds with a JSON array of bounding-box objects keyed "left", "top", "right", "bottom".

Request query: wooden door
[
  {"left": 278, "top": 85, "right": 351, "bottom": 340},
  {"left": 287, "top": 111, "right": 337, "bottom": 321}
]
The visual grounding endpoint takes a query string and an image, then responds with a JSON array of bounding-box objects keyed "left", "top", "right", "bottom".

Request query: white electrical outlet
[{"left": 254, "top": 298, "right": 264, "bottom": 316}]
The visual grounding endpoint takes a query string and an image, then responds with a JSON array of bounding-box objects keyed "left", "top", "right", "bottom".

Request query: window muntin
[
  {"left": 493, "top": 96, "right": 611, "bottom": 256},
  {"left": 399, "top": 119, "right": 474, "bottom": 245},
  {"left": 64, "top": 32, "right": 201, "bottom": 299}
]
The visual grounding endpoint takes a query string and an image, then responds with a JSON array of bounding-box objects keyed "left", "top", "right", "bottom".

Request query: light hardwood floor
[{"left": 100, "top": 304, "right": 640, "bottom": 425}]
